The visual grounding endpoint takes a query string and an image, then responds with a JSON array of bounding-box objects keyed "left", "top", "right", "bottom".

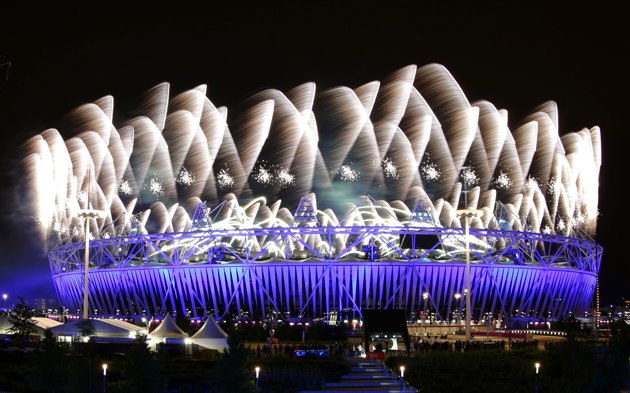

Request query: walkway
[{"left": 299, "top": 358, "right": 417, "bottom": 392}]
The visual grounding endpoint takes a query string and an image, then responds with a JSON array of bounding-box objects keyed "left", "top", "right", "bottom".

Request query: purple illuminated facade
[
  {"left": 17, "top": 64, "right": 601, "bottom": 321},
  {"left": 49, "top": 224, "right": 601, "bottom": 320}
]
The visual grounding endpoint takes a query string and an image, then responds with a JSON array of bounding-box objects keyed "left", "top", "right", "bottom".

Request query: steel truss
[{"left": 49, "top": 226, "right": 601, "bottom": 320}]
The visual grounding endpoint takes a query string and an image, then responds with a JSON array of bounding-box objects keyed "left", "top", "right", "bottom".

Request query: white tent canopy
[
  {"left": 191, "top": 315, "right": 228, "bottom": 351},
  {"left": 99, "top": 318, "right": 145, "bottom": 335},
  {"left": 148, "top": 314, "right": 188, "bottom": 339},
  {"left": 32, "top": 317, "right": 64, "bottom": 330},
  {"left": 49, "top": 318, "right": 138, "bottom": 339},
  {"left": 0, "top": 316, "right": 62, "bottom": 336},
  {"left": 146, "top": 314, "right": 189, "bottom": 351}
]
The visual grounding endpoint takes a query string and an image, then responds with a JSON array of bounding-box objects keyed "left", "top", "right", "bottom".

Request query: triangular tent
[
  {"left": 191, "top": 315, "right": 228, "bottom": 351},
  {"left": 192, "top": 315, "right": 228, "bottom": 339},
  {"left": 148, "top": 314, "right": 188, "bottom": 339}
]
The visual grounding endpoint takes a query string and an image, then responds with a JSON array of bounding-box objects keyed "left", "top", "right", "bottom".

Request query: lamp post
[
  {"left": 102, "top": 363, "right": 108, "bottom": 393},
  {"left": 400, "top": 365, "right": 405, "bottom": 392},
  {"left": 2, "top": 293, "right": 6, "bottom": 310},
  {"left": 457, "top": 209, "right": 482, "bottom": 342},
  {"left": 422, "top": 292, "right": 429, "bottom": 337},
  {"left": 534, "top": 362, "right": 540, "bottom": 392},
  {"left": 454, "top": 293, "right": 461, "bottom": 327},
  {"left": 255, "top": 366, "right": 260, "bottom": 392}
]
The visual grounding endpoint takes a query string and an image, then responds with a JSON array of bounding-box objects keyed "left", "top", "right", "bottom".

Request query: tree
[
  {"left": 26, "top": 329, "right": 67, "bottom": 392},
  {"left": 208, "top": 331, "right": 255, "bottom": 393},
  {"left": 112, "top": 334, "right": 165, "bottom": 393},
  {"left": 7, "top": 296, "right": 37, "bottom": 346}
]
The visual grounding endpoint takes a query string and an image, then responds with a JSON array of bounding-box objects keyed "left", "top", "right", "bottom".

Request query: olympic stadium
[{"left": 18, "top": 63, "right": 602, "bottom": 323}]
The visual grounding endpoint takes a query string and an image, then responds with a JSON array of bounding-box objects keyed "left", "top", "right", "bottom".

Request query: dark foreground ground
[{"left": 1, "top": 321, "right": 629, "bottom": 393}]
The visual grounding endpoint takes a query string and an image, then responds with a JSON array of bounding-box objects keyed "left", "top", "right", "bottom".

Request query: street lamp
[
  {"left": 422, "top": 292, "right": 429, "bottom": 337},
  {"left": 255, "top": 366, "right": 260, "bottom": 392},
  {"left": 102, "top": 363, "right": 108, "bottom": 393},
  {"left": 400, "top": 365, "right": 405, "bottom": 392},
  {"left": 534, "top": 362, "right": 541, "bottom": 392},
  {"left": 2, "top": 293, "right": 6, "bottom": 310},
  {"left": 454, "top": 293, "right": 462, "bottom": 327},
  {"left": 457, "top": 208, "right": 483, "bottom": 341}
]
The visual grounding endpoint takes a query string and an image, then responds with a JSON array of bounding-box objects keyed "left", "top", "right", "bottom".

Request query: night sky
[{"left": 0, "top": 3, "right": 627, "bottom": 308}]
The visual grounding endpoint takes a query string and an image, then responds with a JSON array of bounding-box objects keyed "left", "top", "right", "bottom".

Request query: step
[
  {"left": 300, "top": 388, "right": 417, "bottom": 393},
  {"left": 341, "top": 374, "right": 393, "bottom": 380},
  {"left": 347, "top": 365, "right": 386, "bottom": 370},
  {"left": 324, "top": 381, "right": 400, "bottom": 388},
  {"left": 296, "top": 359, "right": 418, "bottom": 392},
  {"left": 349, "top": 367, "right": 388, "bottom": 372},
  {"left": 348, "top": 361, "right": 383, "bottom": 366}
]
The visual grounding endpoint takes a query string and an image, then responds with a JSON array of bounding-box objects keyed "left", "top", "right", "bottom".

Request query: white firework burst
[
  {"left": 547, "top": 178, "right": 560, "bottom": 197},
  {"left": 149, "top": 175, "right": 164, "bottom": 197},
  {"left": 493, "top": 170, "right": 513, "bottom": 190},
  {"left": 382, "top": 157, "right": 399, "bottom": 180},
  {"left": 118, "top": 179, "right": 133, "bottom": 196},
  {"left": 524, "top": 176, "right": 541, "bottom": 191},
  {"left": 571, "top": 211, "right": 586, "bottom": 227},
  {"left": 176, "top": 167, "right": 195, "bottom": 187},
  {"left": 461, "top": 166, "right": 479, "bottom": 188},
  {"left": 253, "top": 164, "right": 274, "bottom": 185},
  {"left": 277, "top": 168, "right": 295, "bottom": 188},
  {"left": 421, "top": 162, "right": 441, "bottom": 181},
  {"left": 556, "top": 217, "right": 566, "bottom": 233},
  {"left": 339, "top": 165, "right": 359, "bottom": 182},
  {"left": 541, "top": 225, "right": 552, "bottom": 234},
  {"left": 217, "top": 168, "right": 235, "bottom": 189}
]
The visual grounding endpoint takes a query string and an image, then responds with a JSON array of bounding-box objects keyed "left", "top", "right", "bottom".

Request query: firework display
[{"left": 19, "top": 64, "right": 602, "bottom": 320}]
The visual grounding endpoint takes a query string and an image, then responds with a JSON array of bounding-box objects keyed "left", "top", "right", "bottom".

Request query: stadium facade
[{"left": 20, "top": 64, "right": 602, "bottom": 322}]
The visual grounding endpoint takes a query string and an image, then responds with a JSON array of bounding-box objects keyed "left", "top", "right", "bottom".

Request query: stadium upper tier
[{"left": 18, "top": 63, "right": 601, "bottom": 249}]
